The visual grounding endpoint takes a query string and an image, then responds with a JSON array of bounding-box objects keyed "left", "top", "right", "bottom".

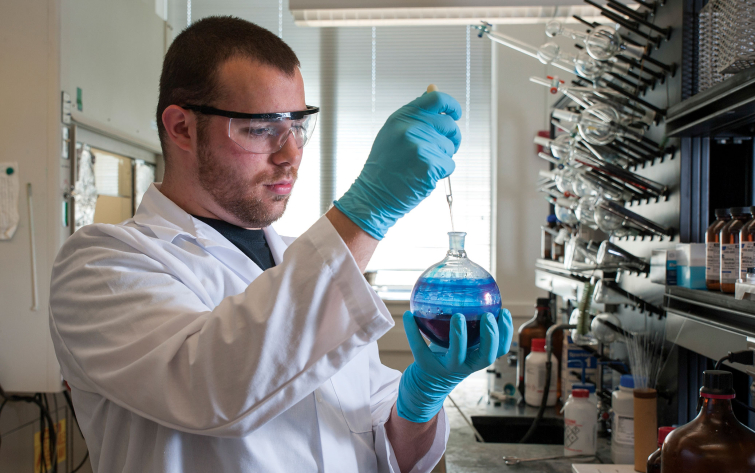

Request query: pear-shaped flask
[{"left": 410, "top": 232, "right": 502, "bottom": 349}]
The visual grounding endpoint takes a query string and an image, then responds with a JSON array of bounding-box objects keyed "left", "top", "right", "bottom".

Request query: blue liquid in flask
[{"left": 410, "top": 232, "right": 502, "bottom": 349}]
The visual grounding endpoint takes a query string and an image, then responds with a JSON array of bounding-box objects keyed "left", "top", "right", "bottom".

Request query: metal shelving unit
[
  {"left": 664, "top": 286, "right": 755, "bottom": 337},
  {"left": 666, "top": 67, "right": 755, "bottom": 137}
]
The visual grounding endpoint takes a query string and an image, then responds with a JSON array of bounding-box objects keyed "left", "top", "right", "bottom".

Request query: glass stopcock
[{"left": 410, "top": 232, "right": 502, "bottom": 349}]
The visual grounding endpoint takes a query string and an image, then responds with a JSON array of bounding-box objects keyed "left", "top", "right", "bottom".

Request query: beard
[{"left": 196, "top": 135, "right": 296, "bottom": 228}]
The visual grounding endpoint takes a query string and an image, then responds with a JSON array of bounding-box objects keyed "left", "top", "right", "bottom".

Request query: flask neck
[{"left": 447, "top": 232, "right": 468, "bottom": 258}]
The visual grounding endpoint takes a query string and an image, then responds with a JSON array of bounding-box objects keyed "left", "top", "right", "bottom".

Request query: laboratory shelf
[
  {"left": 665, "top": 68, "right": 755, "bottom": 137},
  {"left": 663, "top": 285, "right": 755, "bottom": 338},
  {"left": 535, "top": 259, "right": 591, "bottom": 302}
]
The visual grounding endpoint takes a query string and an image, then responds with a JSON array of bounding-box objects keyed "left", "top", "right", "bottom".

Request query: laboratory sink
[{"left": 471, "top": 416, "right": 564, "bottom": 444}]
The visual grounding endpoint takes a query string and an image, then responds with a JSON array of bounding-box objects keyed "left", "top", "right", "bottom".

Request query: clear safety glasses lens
[{"left": 228, "top": 113, "right": 318, "bottom": 154}]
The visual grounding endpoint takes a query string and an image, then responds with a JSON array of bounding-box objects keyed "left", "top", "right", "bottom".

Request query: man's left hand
[{"left": 396, "top": 308, "right": 513, "bottom": 423}]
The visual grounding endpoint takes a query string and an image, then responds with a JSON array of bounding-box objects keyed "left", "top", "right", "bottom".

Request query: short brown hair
[{"left": 156, "top": 16, "right": 300, "bottom": 158}]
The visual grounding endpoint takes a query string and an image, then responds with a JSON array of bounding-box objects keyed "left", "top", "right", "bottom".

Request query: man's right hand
[{"left": 333, "top": 91, "right": 462, "bottom": 240}]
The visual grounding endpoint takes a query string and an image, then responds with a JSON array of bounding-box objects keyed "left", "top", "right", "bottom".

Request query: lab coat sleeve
[
  {"left": 367, "top": 345, "right": 450, "bottom": 473},
  {"left": 49, "top": 216, "right": 394, "bottom": 438}
]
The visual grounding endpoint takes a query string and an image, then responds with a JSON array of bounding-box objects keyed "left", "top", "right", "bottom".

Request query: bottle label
[
  {"left": 707, "top": 242, "right": 720, "bottom": 281},
  {"left": 721, "top": 244, "right": 739, "bottom": 283},
  {"left": 614, "top": 415, "right": 634, "bottom": 445},
  {"left": 564, "top": 416, "right": 597, "bottom": 454},
  {"left": 741, "top": 241, "right": 755, "bottom": 279},
  {"left": 525, "top": 360, "right": 557, "bottom": 395}
]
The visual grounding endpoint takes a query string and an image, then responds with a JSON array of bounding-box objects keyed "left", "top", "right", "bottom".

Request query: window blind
[{"left": 174, "top": 0, "right": 493, "bottom": 275}]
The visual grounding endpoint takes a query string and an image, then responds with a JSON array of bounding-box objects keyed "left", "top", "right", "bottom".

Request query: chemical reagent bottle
[{"left": 661, "top": 370, "right": 755, "bottom": 472}]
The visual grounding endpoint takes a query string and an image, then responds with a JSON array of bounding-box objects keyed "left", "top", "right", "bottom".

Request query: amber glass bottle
[
  {"left": 705, "top": 209, "right": 730, "bottom": 291},
  {"left": 661, "top": 370, "right": 755, "bottom": 473},
  {"left": 646, "top": 426, "right": 675, "bottom": 473},
  {"left": 720, "top": 208, "right": 753, "bottom": 293},
  {"left": 738, "top": 206, "right": 755, "bottom": 281},
  {"left": 517, "top": 298, "right": 563, "bottom": 401}
]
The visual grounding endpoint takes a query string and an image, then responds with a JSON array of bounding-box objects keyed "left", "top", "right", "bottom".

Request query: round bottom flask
[{"left": 410, "top": 232, "right": 502, "bottom": 349}]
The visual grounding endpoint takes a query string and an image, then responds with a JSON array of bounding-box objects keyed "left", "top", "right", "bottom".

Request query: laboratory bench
[{"left": 442, "top": 371, "right": 616, "bottom": 473}]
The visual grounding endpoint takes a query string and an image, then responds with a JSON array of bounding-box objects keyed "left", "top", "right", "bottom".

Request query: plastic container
[
  {"left": 524, "top": 338, "right": 558, "bottom": 407},
  {"left": 706, "top": 208, "right": 731, "bottom": 291},
  {"left": 410, "top": 232, "right": 502, "bottom": 349},
  {"left": 675, "top": 244, "right": 706, "bottom": 289},
  {"left": 517, "top": 299, "right": 562, "bottom": 401},
  {"left": 633, "top": 388, "right": 657, "bottom": 472},
  {"left": 611, "top": 374, "right": 635, "bottom": 465},
  {"left": 662, "top": 370, "right": 755, "bottom": 472},
  {"left": 646, "top": 426, "right": 675, "bottom": 473},
  {"left": 564, "top": 388, "right": 597, "bottom": 456},
  {"left": 720, "top": 208, "right": 753, "bottom": 293},
  {"left": 571, "top": 382, "right": 597, "bottom": 406}
]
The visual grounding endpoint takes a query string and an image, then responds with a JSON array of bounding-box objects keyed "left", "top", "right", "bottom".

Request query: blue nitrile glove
[
  {"left": 333, "top": 91, "right": 462, "bottom": 240},
  {"left": 397, "top": 308, "right": 514, "bottom": 423}
]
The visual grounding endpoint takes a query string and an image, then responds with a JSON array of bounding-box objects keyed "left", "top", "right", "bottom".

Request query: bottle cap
[
  {"left": 547, "top": 214, "right": 558, "bottom": 223},
  {"left": 701, "top": 370, "right": 736, "bottom": 397},
  {"left": 715, "top": 208, "right": 731, "bottom": 218},
  {"left": 620, "top": 374, "right": 635, "bottom": 389},
  {"left": 657, "top": 426, "right": 675, "bottom": 447},
  {"left": 531, "top": 338, "right": 546, "bottom": 352},
  {"left": 572, "top": 383, "right": 595, "bottom": 393},
  {"left": 572, "top": 389, "right": 589, "bottom": 398},
  {"left": 536, "top": 298, "right": 551, "bottom": 308},
  {"left": 729, "top": 207, "right": 752, "bottom": 217}
]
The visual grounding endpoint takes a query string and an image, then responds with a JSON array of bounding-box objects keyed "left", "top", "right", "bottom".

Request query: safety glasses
[{"left": 183, "top": 104, "right": 319, "bottom": 154}]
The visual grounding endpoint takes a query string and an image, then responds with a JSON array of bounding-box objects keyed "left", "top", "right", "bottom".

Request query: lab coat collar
[{"left": 133, "top": 183, "right": 289, "bottom": 279}]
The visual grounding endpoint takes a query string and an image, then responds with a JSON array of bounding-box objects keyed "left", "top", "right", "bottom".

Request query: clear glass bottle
[
  {"left": 646, "top": 426, "right": 675, "bottom": 473},
  {"left": 720, "top": 208, "right": 753, "bottom": 293},
  {"left": 661, "top": 370, "right": 755, "bottom": 472},
  {"left": 517, "top": 298, "right": 563, "bottom": 401},
  {"left": 739, "top": 206, "right": 755, "bottom": 282},
  {"left": 706, "top": 208, "right": 731, "bottom": 291},
  {"left": 410, "top": 232, "right": 501, "bottom": 349}
]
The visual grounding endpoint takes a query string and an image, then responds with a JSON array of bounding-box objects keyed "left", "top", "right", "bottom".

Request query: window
[{"left": 179, "top": 1, "right": 493, "bottom": 277}]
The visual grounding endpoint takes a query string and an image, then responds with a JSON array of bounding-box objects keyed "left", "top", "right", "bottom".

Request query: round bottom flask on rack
[{"left": 410, "top": 232, "right": 502, "bottom": 349}]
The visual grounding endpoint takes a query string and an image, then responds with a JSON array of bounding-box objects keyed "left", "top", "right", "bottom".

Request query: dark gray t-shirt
[{"left": 193, "top": 215, "right": 276, "bottom": 270}]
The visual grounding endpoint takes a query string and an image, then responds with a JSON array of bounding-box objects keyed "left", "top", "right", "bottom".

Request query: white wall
[
  {"left": 0, "top": 0, "right": 64, "bottom": 394},
  {"left": 492, "top": 24, "right": 574, "bottom": 325},
  {"left": 61, "top": 0, "right": 166, "bottom": 152}
]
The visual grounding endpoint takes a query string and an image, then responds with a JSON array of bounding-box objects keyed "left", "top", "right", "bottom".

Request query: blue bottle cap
[
  {"left": 572, "top": 383, "right": 596, "bottom": 393},
  {"left": 547, "top": 214, "right": 558, "bottom": 223},
  {"left": 620, "top": 374, "right": 634, "bottom": 389}
]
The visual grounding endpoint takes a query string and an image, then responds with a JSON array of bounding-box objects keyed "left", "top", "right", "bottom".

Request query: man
[{"left": 49, "top": 17, "right": 512, "bottom": 473}]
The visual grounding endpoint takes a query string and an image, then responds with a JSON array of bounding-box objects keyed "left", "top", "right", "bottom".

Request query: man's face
[{"left": 195, "top": 58, "right": 307, "bottom": 228}]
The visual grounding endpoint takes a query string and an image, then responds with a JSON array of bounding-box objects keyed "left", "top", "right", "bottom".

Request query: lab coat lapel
[
  {"left": 194, "top": 230, "right": 264, "bottom": 285},
  {"left": 263, "top": 226, "right": 288, "bottom": 265},
  {"left": 134, "top": 183, "right": 265, "bottom": 284}
]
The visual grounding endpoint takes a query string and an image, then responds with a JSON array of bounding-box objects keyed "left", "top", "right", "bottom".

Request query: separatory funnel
[{"left": 410, "top": 232, "right": 502, "bottom": 349}]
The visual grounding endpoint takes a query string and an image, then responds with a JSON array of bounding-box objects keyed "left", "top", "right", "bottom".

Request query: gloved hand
[
  {"left": 397, "top": 308, "right": 514, "bottom": 423},
  {"left": 333, "top": 91, "right": 462, "bottom": 240}
]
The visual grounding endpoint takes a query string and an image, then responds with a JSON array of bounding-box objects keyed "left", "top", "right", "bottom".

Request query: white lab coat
[{"left": 49, "top": 184, "right": 448, "bottom": 473}]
